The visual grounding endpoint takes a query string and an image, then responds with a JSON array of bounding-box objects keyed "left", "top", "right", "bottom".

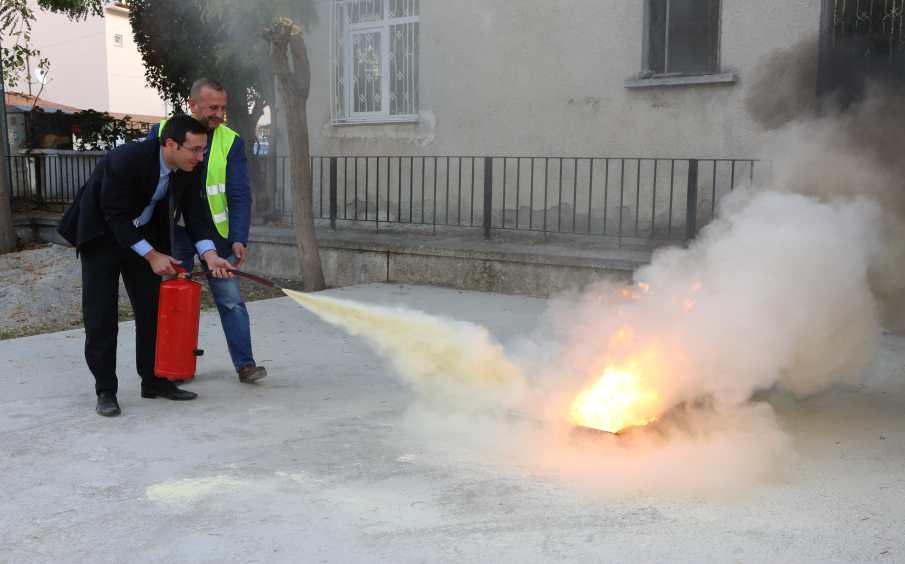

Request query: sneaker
[{"left": 238, "top": 364, "right": 267, "bottom": 384}]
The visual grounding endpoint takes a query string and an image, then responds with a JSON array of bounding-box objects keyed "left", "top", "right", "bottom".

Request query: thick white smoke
[
  {"left": 496, "top": 57, "right": 905, "bottom": 497},
  {"left": 490, "top": 186, "right": 880, "bottom": 496},
  {"left": 288, "top": 42, "right": 905, "bottom": 497}
]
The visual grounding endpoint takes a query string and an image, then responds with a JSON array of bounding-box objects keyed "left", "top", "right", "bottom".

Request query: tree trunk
[
  {"left": 266, "top": 18, "right": 325, "bottom": 291},
  {"left": 0, "top": 125, "right": 15, "bottom": 253},
  {"left": 0, "top": 48, "right": 15, "bottom": 252},
  {"left": 0, "top": 172, "right": 14, "bottom": 253}
]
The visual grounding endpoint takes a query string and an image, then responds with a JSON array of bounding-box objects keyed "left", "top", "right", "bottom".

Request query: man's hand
[
  {"left": 232, "top": 242, "right": 247, "bottom": 269},
  {"left": 202, "top": 251, "right": 237, "bottom": 279},
  {"left": 145, "top": 250, "right": 182, "bottom": 276}
]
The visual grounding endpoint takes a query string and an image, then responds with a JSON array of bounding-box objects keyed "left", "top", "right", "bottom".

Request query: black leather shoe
[
  {"left": 141, "top": 380, "right": 198, "bottom": 401},
  {"left": 96, "top": 391, "right": 121, "bottom": 417}
]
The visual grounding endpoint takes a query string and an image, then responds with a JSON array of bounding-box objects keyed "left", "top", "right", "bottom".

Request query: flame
[{"left": 569, "top": 364, "right": 664, "bottom": 434}]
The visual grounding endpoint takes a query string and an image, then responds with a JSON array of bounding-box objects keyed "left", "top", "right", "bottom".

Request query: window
[
  {"left": 331, "top": 0, "right": 420, "bottom": 123},
  {"left": 645, "top": 0, "right": 720, "bottom": 76},
  {"left": 113, "top": 33, "right": 123, "bottom": 48}
]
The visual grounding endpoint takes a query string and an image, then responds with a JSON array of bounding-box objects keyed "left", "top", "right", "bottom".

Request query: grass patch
[
  {"left": 0, "top": 318, "right": 83, "bottom": 340},
  {"left": 1, "top": 276, "right": 307, "bottom": 341}
]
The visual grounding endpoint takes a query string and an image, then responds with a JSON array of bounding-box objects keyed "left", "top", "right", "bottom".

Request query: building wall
[
  {"left": 17, "top": 2, "right": 108, "bottom": 112},
  {"left": 14, "top": 1, "right": 166, "bottom": 117},
  {"left": 300, "top": 0, "right": 821, "bottom": 159},
  {"left": 102, "top": 5, "right": 167, "bottom": 117}
]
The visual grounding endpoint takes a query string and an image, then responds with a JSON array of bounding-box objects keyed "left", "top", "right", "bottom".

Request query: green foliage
[
  {"left": 1, "top": 0, "right": 105, "bottom": 88},
  {"left": 128, "top": 0, "right": 316, "bottom": 134},
  {"left": 129, "top": 0, "right": 273, "bottom": 145},
  {"left": 1, "top": 0, "right": 46, "bottom": 87},
  {"left": 71, "top": 109, "right": 144, "bottom": 150},
  {"left": 128, "top": 0, "right": 219, "bottom": 108},
  {"left": 36, "top": 0, "right": 103, "bottom": 20}
]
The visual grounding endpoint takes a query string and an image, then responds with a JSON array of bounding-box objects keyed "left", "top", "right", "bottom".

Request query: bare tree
[
  {"left": 264, "top": 18, "right": 325, "bottom": 291},
  {"left": 0, "top": 134, "right": 13, "bottom": 252}
]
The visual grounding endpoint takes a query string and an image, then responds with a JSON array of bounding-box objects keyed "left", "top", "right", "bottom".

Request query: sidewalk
[{"left": 1, "top": 284, "right": 903, "bottom": 562}]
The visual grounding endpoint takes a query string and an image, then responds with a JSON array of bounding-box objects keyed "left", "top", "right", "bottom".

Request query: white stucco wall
[
  {"left": 13, "top": 2, "right": 166, "bottom": 118},
  {"left": 103, "top": 5, "right": 167, "bottom": 118},
  {"left": 16, "top": 3, "right": 108, "bottom": 112},
  {"left": 300, "top": 0, "right": 821, "bottom": 159}
]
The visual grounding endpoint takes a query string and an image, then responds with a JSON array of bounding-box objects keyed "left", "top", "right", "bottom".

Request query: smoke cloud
[{"left": 286, "top": 37, "right": 905, "bottom": 497}]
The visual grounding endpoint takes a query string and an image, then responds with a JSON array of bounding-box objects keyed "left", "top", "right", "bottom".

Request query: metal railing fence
[
  {"left": 9, "top": 152, "right": 768, "bottom": 246},
  {"left": 8, "top": 151, "right": 104, "bottom": 206},
  {"left": 272, "top": 155, "right": 768, "bottom": 244}
]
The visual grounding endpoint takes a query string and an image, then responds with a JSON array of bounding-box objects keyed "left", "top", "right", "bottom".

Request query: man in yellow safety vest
[{"left": 150, "top": 78, "right": 266, "bottom": 384}]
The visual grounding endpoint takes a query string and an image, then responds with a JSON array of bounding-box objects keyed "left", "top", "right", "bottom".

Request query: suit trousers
[{"left": 80, "top": 234, "right": 161, "bottom": 395}]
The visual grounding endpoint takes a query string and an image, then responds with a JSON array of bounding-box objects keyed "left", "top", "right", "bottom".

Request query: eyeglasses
[{"left": 179, "top": 144, "right": 206, "bottom": 156}]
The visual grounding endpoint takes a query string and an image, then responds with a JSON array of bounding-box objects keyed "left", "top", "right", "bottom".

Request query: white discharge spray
[{"left": 283, "top": 289, "right": 526, "bottom": 409}]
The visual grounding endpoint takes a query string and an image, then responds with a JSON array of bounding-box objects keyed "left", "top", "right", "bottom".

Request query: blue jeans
[{"left": 172, "top": 226, "right": 255, "bottom": 372}]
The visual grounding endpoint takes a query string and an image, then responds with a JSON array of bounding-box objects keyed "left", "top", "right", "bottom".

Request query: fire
[{"left": 569, "top": 364, "right": 664, "bottom": 434}]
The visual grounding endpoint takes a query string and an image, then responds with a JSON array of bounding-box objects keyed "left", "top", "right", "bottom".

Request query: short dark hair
[
  {"left": 190, "top": 78, "right": 226, "bottom": 99},
  {"left": 159, "top": 114, "right": 208, "bottom": 146}
]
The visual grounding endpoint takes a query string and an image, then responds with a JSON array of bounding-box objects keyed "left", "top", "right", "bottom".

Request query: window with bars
[
  {"left": 644, "top": 0, "right": 721, "bottom": 76},
  {"left": 331, "top": 0, "right": 420, "bottom": 123}
]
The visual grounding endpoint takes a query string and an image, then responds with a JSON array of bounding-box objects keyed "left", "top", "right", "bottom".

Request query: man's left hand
[
  {"left": 232, "top": 242, "right": 247, "bottom": 269},
  {"left": 202, "top": 251, "right": 237, "bottom": 279}
]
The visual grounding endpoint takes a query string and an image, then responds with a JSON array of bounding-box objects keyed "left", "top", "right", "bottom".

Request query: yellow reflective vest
[{"left": 159, "top": 118, "right": 237, "bottom": 239}]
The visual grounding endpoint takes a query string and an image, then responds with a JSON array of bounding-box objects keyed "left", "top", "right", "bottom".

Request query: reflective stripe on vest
[{"left": 159, "top": 118, "right": 237, "bottom": 238}]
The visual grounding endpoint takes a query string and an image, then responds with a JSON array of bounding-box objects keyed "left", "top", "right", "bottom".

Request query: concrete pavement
[{"left": 1, "top": 284, "right": 903, "bottom": 563}]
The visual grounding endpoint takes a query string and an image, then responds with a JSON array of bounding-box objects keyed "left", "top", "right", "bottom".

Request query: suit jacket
[{"left": 58, "top": 139, "right": 213, "bottom": 253}]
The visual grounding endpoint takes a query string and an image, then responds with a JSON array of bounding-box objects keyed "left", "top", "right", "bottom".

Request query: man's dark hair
[
  {"left": 159, "top": 114, "right": 208, "bottom": 147},
  {"left": 190, "top": 78, "right": 227, "bottom": 99}
]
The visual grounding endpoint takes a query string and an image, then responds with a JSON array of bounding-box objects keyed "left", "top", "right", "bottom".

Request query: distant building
[
  {"left": 4, "top": 91, "right": 160, "bottom": 151},
  {"left": 14, "top": 1, "right": 169, "bottom": 119}
]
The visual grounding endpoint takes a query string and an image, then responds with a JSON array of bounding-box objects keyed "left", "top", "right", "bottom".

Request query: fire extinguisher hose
[{"left": 185, "top": 269, "right": 277, "bottom": 288}]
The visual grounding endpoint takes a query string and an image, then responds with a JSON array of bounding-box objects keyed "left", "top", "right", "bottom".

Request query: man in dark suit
[{"left": 58, "top": 114, "right": 236, "bottom": 417}]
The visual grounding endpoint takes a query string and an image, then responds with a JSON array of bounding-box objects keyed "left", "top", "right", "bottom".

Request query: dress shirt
[{"left": 131, "top": 148, "right": 215, "bottom": 258}]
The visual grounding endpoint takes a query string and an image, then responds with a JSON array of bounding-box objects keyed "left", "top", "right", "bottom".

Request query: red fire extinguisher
[{"left": 154, "top": 266, "right": 204, "bottom": 381}]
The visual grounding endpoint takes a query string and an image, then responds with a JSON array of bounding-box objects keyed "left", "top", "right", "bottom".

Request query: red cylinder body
[{"left": 155, "top": 277, "right": 202, "bottom": 380}]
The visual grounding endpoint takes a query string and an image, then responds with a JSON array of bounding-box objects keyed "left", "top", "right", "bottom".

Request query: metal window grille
[
  {"left": 646, "top": 0, "right": 720, "bottom": 75},
  {"left": 818, "top": 0, "right": 905, "bottom": 96},
  {"left": 331, "top": 0, "right": 420, "bottom": 123},
  {"left": 830, "top": 0, "right": 905, "bottom": 62}
]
